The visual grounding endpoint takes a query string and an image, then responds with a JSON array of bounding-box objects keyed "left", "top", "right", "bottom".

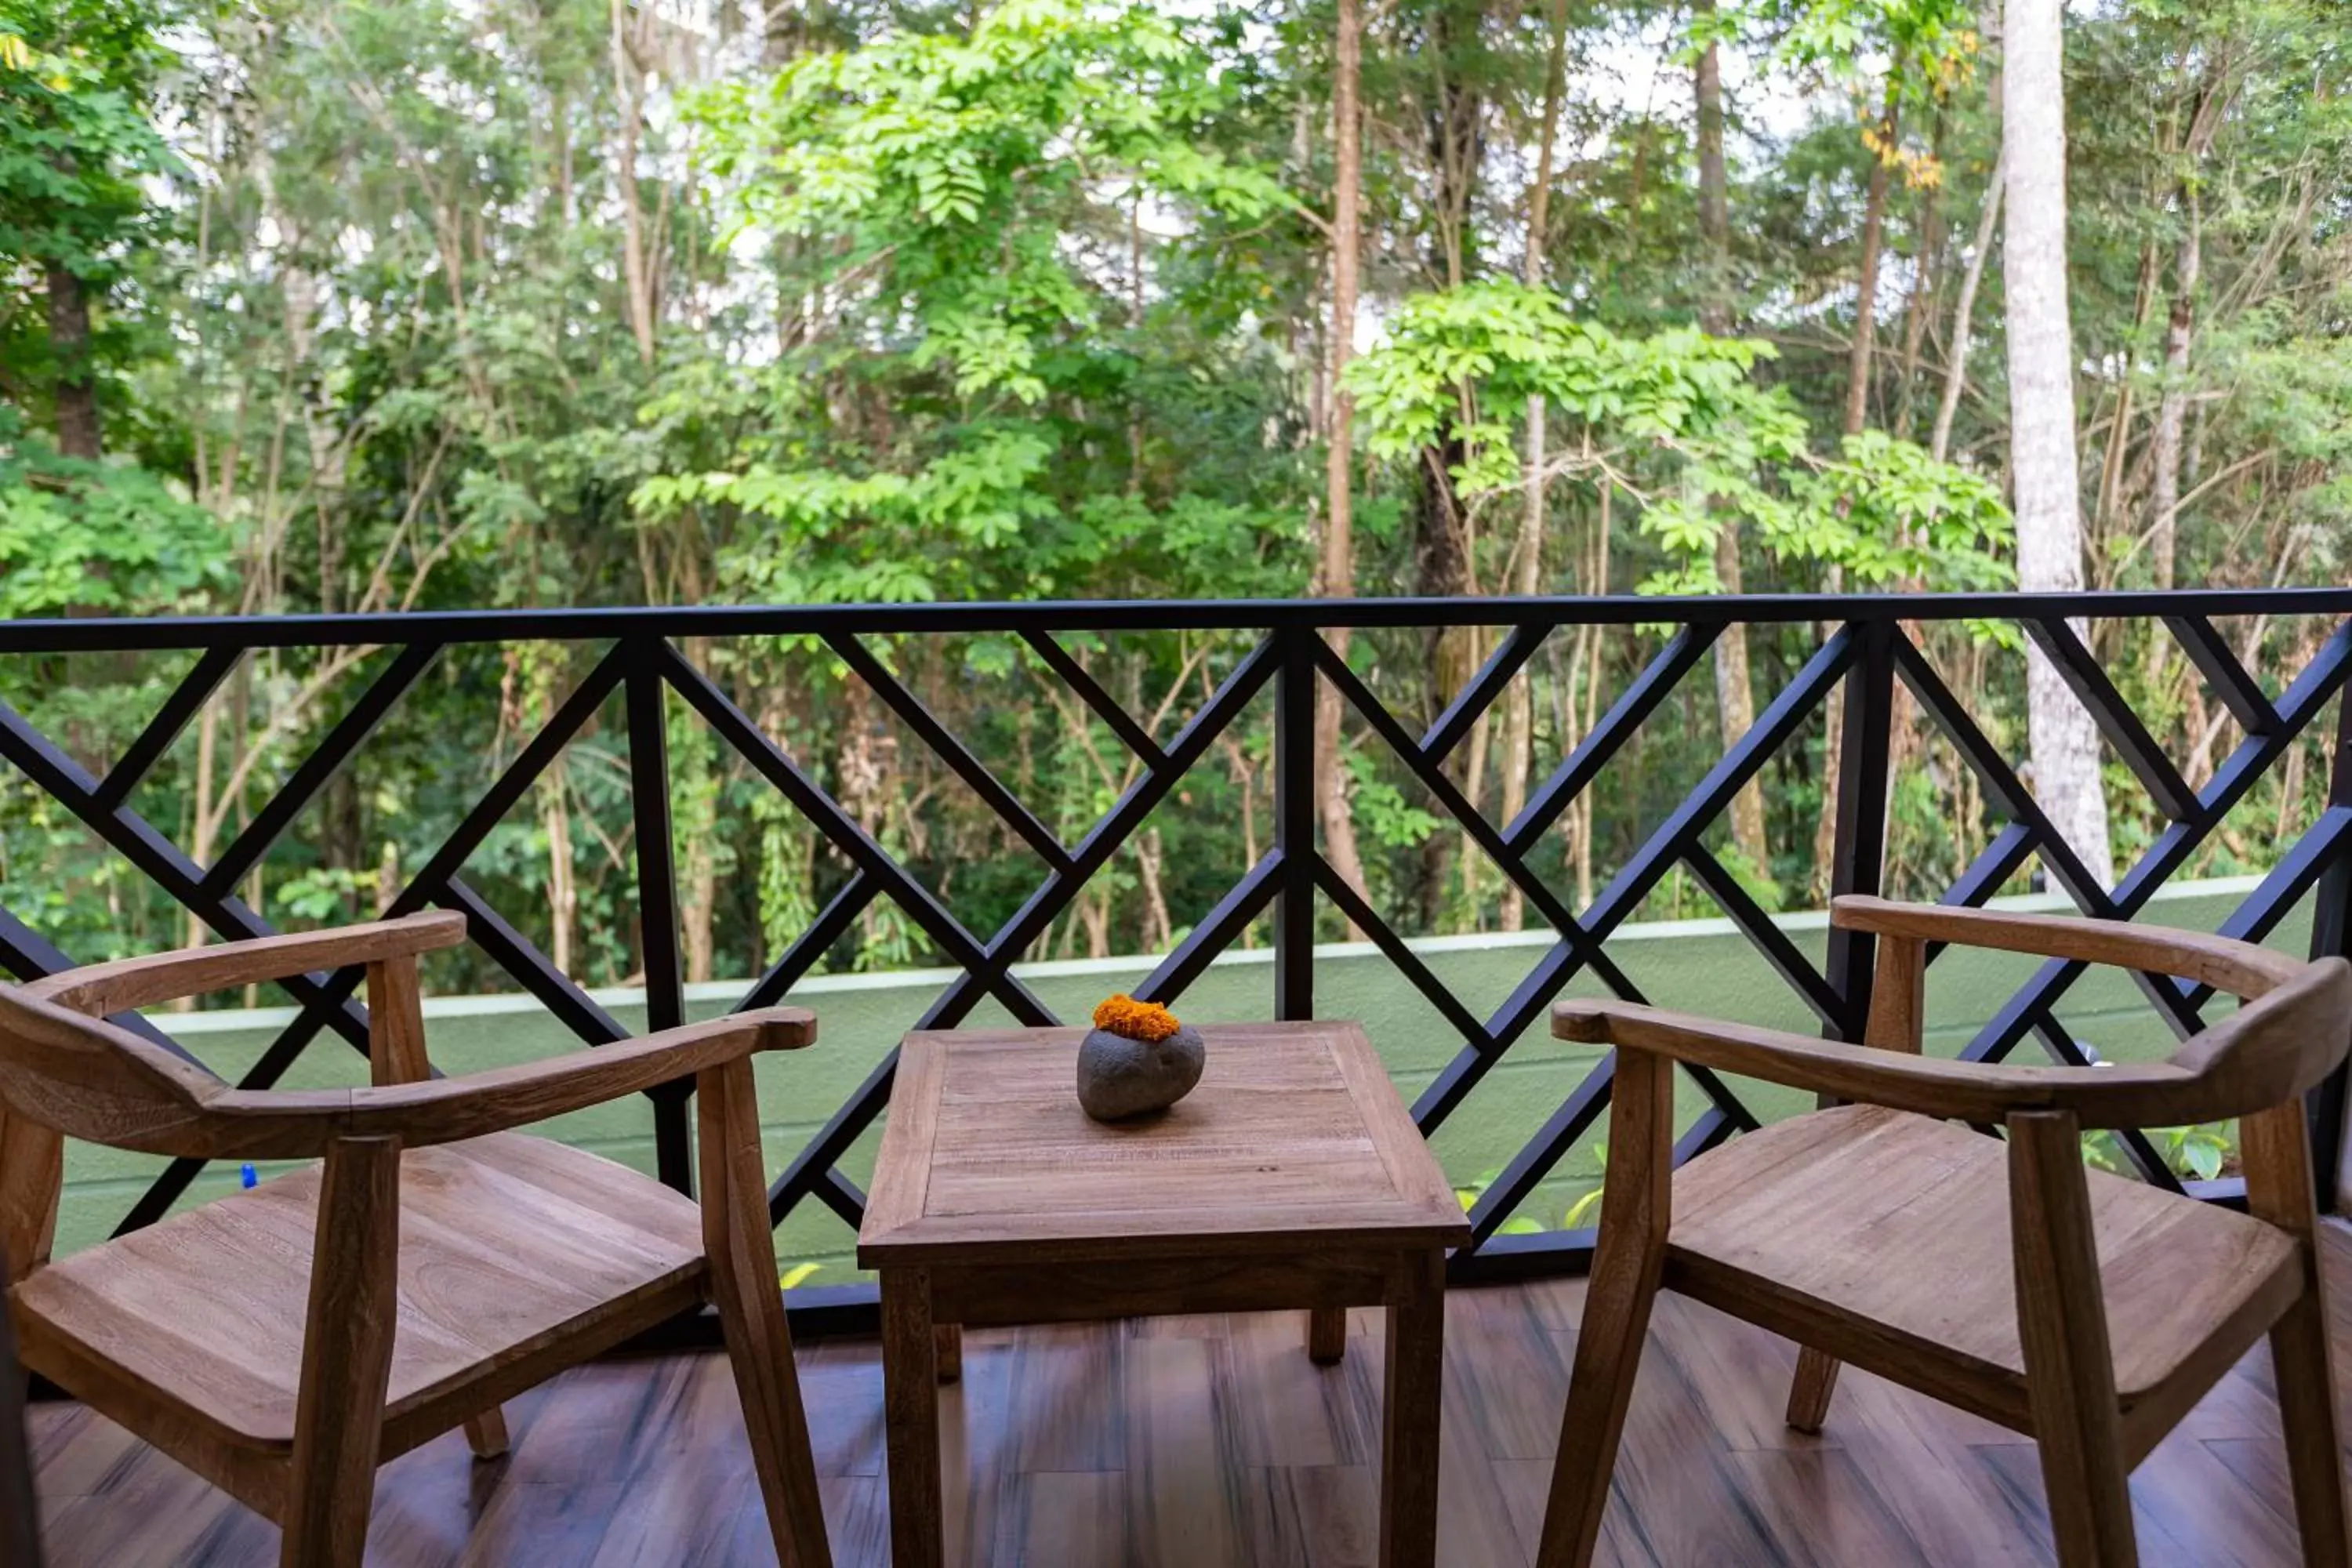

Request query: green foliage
[
  {"left": 1347, "top": 280, "right": 2012, "bottom": 598},
  {"left": 0, "top": 0, "right": 174, "bottom": 276},
  {"left": 2085, "top": 1122, "right": 2236, "bottom": 1183},
  {"left": 0, "top": 0, "right": 2343, "bottom": 988},
  {"left": 0, "top": 423, "right": 230, "bottom": 616}
]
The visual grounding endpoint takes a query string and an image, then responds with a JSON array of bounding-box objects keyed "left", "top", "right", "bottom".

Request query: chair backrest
[
  {"left": 0, "top": 913, "right": 466, "bottom": 1285},
  {"left": 0, "top": 987, "right": 230, "bottom": 1149},
  {"left": 1833, "top": 895, "right": 2352, "bottom": 1126},
  {"left": 0, "top": 990, "right": 231, "bottom": 1283},
  {"left": 2157, "top": 956, "right": 2352, "bottom": 1121}
]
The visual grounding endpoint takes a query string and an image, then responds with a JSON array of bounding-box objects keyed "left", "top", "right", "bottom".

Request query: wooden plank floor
[{"left": 29, "top": 1222, "right": 2352, "bottom": 1566}]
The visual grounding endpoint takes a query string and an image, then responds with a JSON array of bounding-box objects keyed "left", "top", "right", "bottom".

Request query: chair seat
[
  {"left": 9, "top": 1132, "right": 707, "bottom": 1452},
  {"left": 1664, "top": 1104, "right": 2303, "bottom": 1427}
]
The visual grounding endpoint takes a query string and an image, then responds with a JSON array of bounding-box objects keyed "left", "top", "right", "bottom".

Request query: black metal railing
[{"left": 4, "top": 590, "right": 2350, "bottom": 1327}]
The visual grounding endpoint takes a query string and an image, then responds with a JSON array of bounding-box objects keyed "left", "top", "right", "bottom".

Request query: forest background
[{"left": 2, "top": 0, "right": 2347, "bottom": 994}]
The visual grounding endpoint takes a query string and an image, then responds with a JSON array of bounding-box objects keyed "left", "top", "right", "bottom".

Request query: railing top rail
[{"left": 4, "top": 588, "right": 2350, "bottom": 654}]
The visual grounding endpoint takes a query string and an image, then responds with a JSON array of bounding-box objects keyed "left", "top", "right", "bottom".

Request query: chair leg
[
  {"left": 1308, "top": 1306, "right": 1348, "bottom": 1365},
  {"left": 700, "top": 1060, "right": 833, "bottom": 1568},
  {"left": 1535, "top": 1049, "right": 1675, "bottom": 1568},
  {"left": 1786, "top": 1347, "right": 1840, "bottom": 1433},
  {"left": 2241, "top": 1103, "right": 2352, "bottom": 1568},
  {"left": 2009, "top": 1112, "right": 2137, "bottom": 1568},
  {"left": 463, "top": 1409, "right": 510, "bottom": 1460},
  {"left": 2269, "top": 1283, "right": 2352, "bottom": 1566},
  {"left": 281, "top": 1138, "right": 401, "bottom": 1567}
]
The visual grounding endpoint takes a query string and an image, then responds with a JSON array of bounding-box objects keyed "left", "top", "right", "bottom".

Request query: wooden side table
[{"left": 857, "top": 1019, "right": 1471, "bottom": 1568}]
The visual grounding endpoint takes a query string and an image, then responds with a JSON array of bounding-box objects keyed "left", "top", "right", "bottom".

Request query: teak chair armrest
[
  {"left": 1557, "top": 969, "right": 2347, "bottom": 1132},
  {"left": 328, "top": 1007, "right": 815, "bottom": 1145},
  {"left": 20, "top": 912, "right": 470, "bottom": 1018},
  {"left": 1553, "top": 1000, "right": 2198, "bottom": 1127}
]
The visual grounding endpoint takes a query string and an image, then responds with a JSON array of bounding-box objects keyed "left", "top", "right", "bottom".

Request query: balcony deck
[{"left": 27, "top": 1220, "right": 2352, "bottom": 1566}]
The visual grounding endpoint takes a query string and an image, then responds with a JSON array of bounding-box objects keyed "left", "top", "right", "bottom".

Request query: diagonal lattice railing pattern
[{"left": 3, "top": 591, "right": 2350, "bottom": 1320}]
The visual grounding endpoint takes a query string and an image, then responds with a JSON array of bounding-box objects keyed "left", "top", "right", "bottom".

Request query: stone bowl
[{"left": 1075, "top": 1022, "right": 1206, "bottom": 1122}]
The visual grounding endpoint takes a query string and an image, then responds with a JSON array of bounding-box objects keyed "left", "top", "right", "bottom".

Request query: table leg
[
  {"left": 1378, "top": 1248, "right": 1446, "bottom": 1568},
  {"left": 935, "top": 1323, "right": 964, "bottom": 1384},
  {"left": 1308, "top": 1306, "right": 1348, "bottom": 1364},
  {"left": 882, "top": 1268, "right": 945, "bottom": 1568}
]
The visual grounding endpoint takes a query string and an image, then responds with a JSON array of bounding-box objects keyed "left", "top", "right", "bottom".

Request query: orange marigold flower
[{"left": 1091, "top": 994, "right": 1181, "bottom": 1043}]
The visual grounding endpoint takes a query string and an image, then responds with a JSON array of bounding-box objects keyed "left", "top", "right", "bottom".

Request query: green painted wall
[{"left": 56, "top": 880, "right": 2299, "bottom": 1285}]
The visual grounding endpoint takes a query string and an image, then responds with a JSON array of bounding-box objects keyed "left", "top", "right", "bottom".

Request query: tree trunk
[
  {"left": 1843, "top": 85, "right": 1901, "bottom": 438},
  {"left": 541, "top": 769, "right": 577, "bottom": 977},
  {"left": 1812, "top": 85, "right": 1900, "bottom": 901},
  {"left": 2146, "top": 185, "right": 2199, "bottom": 593},
  {"left": 45, "top": 265, "right": 100, "bottom": 459},
  {"left": 1891, "top": 114, "right": 1948, "bottom": 442},
  {"left": 1495, "top": 0, "right": 1571, "bottom": 933},
  {"left": 1318, "top": 0, "right": 1372, "bottom": 921},
  {"left": 1693, "top": 11, "right": 1769, "bottom": 880},
  {"left": 610, "top": 0, "right": 658, "bottom": 368},
  {"left": 1411, "top": 0, "right": 1486, "bottom": 927},
  {"left": 2006, "top": 0, "right": 2114, "bottom": 884},
  {"left": 1414, "top": 441, "right": 1473, "bottom": 929},
  {"left": 1931, "top": 147, "right": 2005, "bottom": 465},
  {"left": 2147, "top": 63, "right": 2229, "bottom": 594}
]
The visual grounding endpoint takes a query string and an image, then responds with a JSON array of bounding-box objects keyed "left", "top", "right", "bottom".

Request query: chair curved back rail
[
  {"left": 0, "top": 913, "right": 466, "bottom": 1145},
  {"left": 1557, "top": 897, "right": 2352, "bottom": 1131},
  {"left": 1832, "top": 895, "right": 2352, "bottom": 1126}
]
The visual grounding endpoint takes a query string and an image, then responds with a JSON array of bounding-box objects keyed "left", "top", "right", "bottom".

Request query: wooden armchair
[
  {"left": 0, "top": 912, "right": 833, "bottom": 1567},
  {"left": 1537, "top": 896, "right": 2352, "bottom": 1568}
]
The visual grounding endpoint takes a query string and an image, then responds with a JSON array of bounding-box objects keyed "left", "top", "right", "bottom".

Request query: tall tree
[
  {"left": 1319, "top": 0, "right": 1374, "bottom": 912},
  {"left": 1693, "top": 0, "right": 1769, "bottom": 880},
  {"left": 0, "top": 1, "right": 170, "bottom": 459},
  {"left": 2146, "top": 56, "right": 2233, "bottom": 592},
  {"left": 1497, "top": 0, "right": 1573, "bottom": 931},
  {"left": 2005, "top": 0, "right": 2113, "bottom": 882}
]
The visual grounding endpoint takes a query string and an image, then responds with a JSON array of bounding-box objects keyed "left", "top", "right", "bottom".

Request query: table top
[{"left": 856, "top": 1020, "right": 1471, "bottom": 1268}]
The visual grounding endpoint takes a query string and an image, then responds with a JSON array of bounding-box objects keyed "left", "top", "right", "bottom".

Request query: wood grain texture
[
  {"left": 1786, "top": 927, "right": 1926, "bottom": 1436},
  {"left": 1, "top": 1265, "right": 42, "bottom": 1568},
  {"left": 0, "top": 983, "right": 814, "bottom": 1162},
  {"left": 1558, "top": 958, "right": 2352, "bottom": 1131},
  {"left": 699, "top": 1056, "right": 833, "bottom": 1568},
  {"left": 365, "top": 956, "right": 434, "bottom": 1089},
  {"left": 1559, "top": 898, "right": 2352, "bottom": 1131},
  {"left": 2009, "top": 1110, "right": 2137, "bottom": 1568},
  {"left": 1829, "top": 895, "right": 2305, "bottom": 1000},
  {"left": 2239, "top": 1099, "right": 2352, "bottom": 1567},
  {"left": 31, "top": 1226, "right": 2352, "bottom": 1566},
  {"left": 1544, "top": 909, "right": 2352, "bottom": 1568},
  {"left": 0, "top": 1098, "right": 63, "bottom": 1280},
  {"left": 861, "top": 1022, "right": 1466, "bottom": 1568},
  {"left": 1667, "top": 1104, "right": 2300, "bottom": 1429},
  {"left": 364, "top": 955, "right": 510, "bottom": 1467},
  {"left": 14, "top": 1131, "right": 709, "bottom": 1454},
  {"left": 7, "top": 917, "right": 836, "bottom": 1568},
  {"left": 1379, "top": 1248, "right": 1445, "bottom": 1568},
  {"left": 20, "top": 913, "right": 468, "bottom": 1019},
  {"left": 858, "top": 1023, "right": 1467, "bottom": 1268},
  {"left": 281, "top": 1136, "right": 401, "bottom": 1564},
  {"left": 881, "top": 1269, "right": 943, "bottom": 1568},
  {"left": 1536, "top": 1044, "right": 1675, "bottom": 1568}
]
